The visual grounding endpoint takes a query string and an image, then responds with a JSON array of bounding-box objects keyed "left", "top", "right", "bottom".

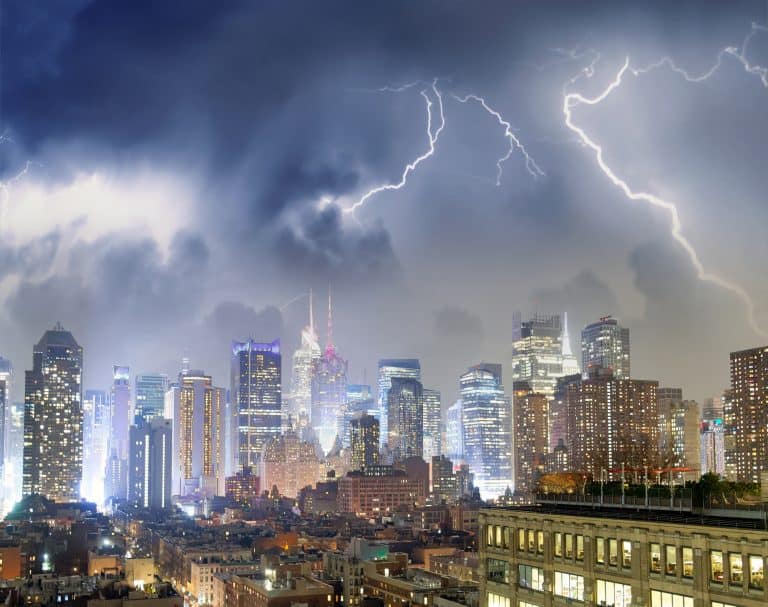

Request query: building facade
[
  {"left": 581, "top": 316, "right": 631, "bottom": 380},
  {"left": 23, "top": 324, "right": 83, "bottom": 502},
  {"left": 350, "top": 414, "right": 379, "bottom": 471},
  {"left": 729, "top": 346, "right": 768, "bottom": 483},
  {"left": 134, "top": 373, "right": 169, "bottom": 424},
  {"left": 127, "top": 417, "right": 172, "bottom": 510},
  {"left": 423, "top": 388, "right": 442, "bottom": 461},
  {"left": 387, "top": 377, "right": 424, "bottom": 462},
  {"left": 377, "top": 359, "right": 421, "bottom": 449},
  {"left": 513, "top": 382, "right": 549, "bottom": 495}
]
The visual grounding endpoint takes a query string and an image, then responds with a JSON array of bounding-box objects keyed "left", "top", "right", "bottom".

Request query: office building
[
  {"left": 259, "top": 429, "right": 324, "bottom": 498},
  {"left": 446, "top": 399, "right": 463, "bottom": 462},
  {"left": 231, "top": 339, "right": 281, "bottom": 469},
  {"left": 581, "top": 315, "right": 631, "bottom": 379},
  {"left": 700, "top": 397, "right": 725, "bottom": 476},
  {"left": 350, "top": 414, "right": 379, "bottom": 471},
  {"left": 23, "top": 324, "right": 83, "bottom": 502},
  {"left": 0, "top": 357, "right": 10, "bottom": 472},
  {"left": 134, "top": 373, "right": 169, "bottom": 423},
  {"left": 422, "top": 388, "right": 442, "bottom": 461},
  {"left": 387, "top": 377, "right": 424, "bottom": 462},
  {"left": 480, "top": 503, "right": 768, "bottom": 607},
  {"left": 431, "top": 455, "right": 459, "bottom": 503},
  {"left": 565, "top": 372, "right": 659, "bottom": 478},
  {"left": 460, "top": 363, "right": 512, "bottom": 499},
  {"left": 110, "top": 365, "right": 131, "bottom": 461},
  {"left": 172, "top": 370, "right": 226, "bottom": 496},
  {"left": 729, "top": 345, "right": 768, "bottom": 483},
  {"left": 127, "top": 417, "right": 172, "bottom": 510},
  {"left": 82, "top": 389, "right": 109, "bottom": 503},
  {"left": 511, "top": 313, "right": 566, "bottom": 398},
  {"left": 337, "top": 467, "right": 427, "bottom": 517},
  {"left": 377, "top": 359, "right": 421, "bottom": 448},
  {"left": 289, "top": 291, "right": 321, "bottom": 432},
  {"left": 513, "top": 381, "right": 549, "bottom": 495},
  {"left": 658, "top": 394, "right": 700, "bottom": 470},
  {"left": 343, "top": 384, "right": 377, "bottom": 449}
]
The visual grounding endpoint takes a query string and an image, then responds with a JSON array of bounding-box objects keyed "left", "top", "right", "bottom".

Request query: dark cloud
[{"left": 434, "top": 306, "right": 485, "bottom": 340}]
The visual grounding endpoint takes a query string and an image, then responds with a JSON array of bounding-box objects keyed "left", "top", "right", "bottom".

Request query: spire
[
  {"left": 327, "top": 284, "right": 334, "bottom": 352},
  {"left": 562, "top": 312, "right": 573, "bottom": 357},
  {"left": 309, "top": 288, "right": 315, "bottom": 334}
]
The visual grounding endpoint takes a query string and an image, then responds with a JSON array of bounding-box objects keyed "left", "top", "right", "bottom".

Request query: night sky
[{"left": 2, "top": 1, "right": 767, "bottom": 405}]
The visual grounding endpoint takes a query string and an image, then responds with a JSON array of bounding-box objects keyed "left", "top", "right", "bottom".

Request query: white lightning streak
[
  {"left": 343, "top": 79, "right": 445, "bottom": 215},
  {"left": 452, "top": 94, "right": 545, "bottom": 184},
  {"left": 564, "top": 58, "right": 768, "bottom": 338}
]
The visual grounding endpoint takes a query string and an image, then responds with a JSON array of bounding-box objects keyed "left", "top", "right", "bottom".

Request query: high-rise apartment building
[
  {"left": 729, "top": 345, "right": 768, "bottom": 483},
  {"left": 460, "top": 363, "right": 512, "bottom": 499},
  {"left": 657, "top": 389, "right": 700, "bottom": 469},
  {"left": 134, "top": 373, "right": 169, "bottom": 424},
  {"left": 231, "top": 339, "right": 281, "bottom": 469},
  {"left": 23, "top": 324, "right": 83, "bottom": 502},
  {"left": 565, "top": 372, "right": 659, "bottom": 478},
  {"left": 387, "top": 377, "right": 424, "bottom": 462},
  {"left": 513, "top": 381, "right": 549, "bottom": 495},
  {"left": 172, "top": 370, "right": 226, "bottom": 496},
  {"left": 377, "top": 359, "right": 421, "bottom": 448},
  {"left": 127, "top": 417, "right": 172, "bottom": 510},
  {"left": 700, "top": 397, "right": 725, "bottom": 476},
  {"left": 350, "top": 414, "right": 379, "bottom": 471},
  {"left": 422, "top": 388, "right": 442, "bottom": 460},
  {"left": 581, "top": 316, "right": 631, "bottom": 379}
]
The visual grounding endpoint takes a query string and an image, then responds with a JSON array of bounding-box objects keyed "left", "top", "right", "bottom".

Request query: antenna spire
[{"left": 309, "top": 288, "right": 315, "bottom": 333}]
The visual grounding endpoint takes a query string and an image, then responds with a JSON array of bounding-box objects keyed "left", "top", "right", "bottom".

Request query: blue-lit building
[
  {"left": 231, "top": 339, "right": 281, "bottom": 469},
  {"left": 377, "top": 359, "right": 421, "bottom": 449},
  {"left": 134, "top": 373, "right": 169, "bottom": 423},
  {"left": 459, "top": 362, "right": 511, "bottom": 499},
  {"left": 387, "top": 377, "right": 423, "bottom": 462}
]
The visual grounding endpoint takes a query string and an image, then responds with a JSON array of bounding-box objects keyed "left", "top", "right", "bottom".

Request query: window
[
  {"left": 596, "top": 580, "right": 631, "bottom": 607},
  {"left": 554, "top": 532, "right": 562, "bottom": 557},
  {"left": 487, "top": 525, "right": 494, "bottom": 547},
  {"left": 487, "top": 559, "right": 510, "bottom": 584},
  {"left": 503, "top": 527, "right": 510, "bottom": 549},
  {"left": 576, "top": 535, "right": 584, "bottom": 561},
  {"left": 711, "top": 602, "right": 738, "bottom": 607},
  {"left": 650, "top": 543, "right": 661, "bottom": 573},
  {"left": 749, "top": 555, "right": 764, "bottom": 589},
  {"left": 710, "top": 550, "right": 724, "bottom": 583},
  {"left": 518, "top": 529, "right": 525, "bottom": 551},
  {"left": 596, "top": 537, "right": 605, "bottom": 564},
  {"left": 518, "top": 603, "right": 538, "bottom": 607},
  {"left": 554, "top": 571, "right": 584, "bottom": 601},
  {"left": 487, "top": 592, "right": 510, "bottom": 607},
  {"left": 621, "top": 540, "right": 631, "bottom": 567},
  {"left": 495, "top": 525, "right": 503, "bottom": 547},
  {"left": 609, "top": 539, "right": 618, "bottom": 566},
  {"left": 537, "top": 531, "right": 544, "bottom": 554},
  {"left": 650, "top": 590, "right": 693, "bottom": 607},
  {"left": 565, "top": 534, "right": 573, "bottom": 558},
  {"left": 518, "top": 565, "right": 544, "bottom": 591},
  {"left": 682, "top": 547, "right": 693, "bottom": 578},
  {"left": 666, "top": 545, "right": 678, "bottom": 575},
  {"left": 729, "top": 553, "right": 743, "bottom": 584},
  {"left": 528, "top": 529, "right": 535, "bottom": 553}
]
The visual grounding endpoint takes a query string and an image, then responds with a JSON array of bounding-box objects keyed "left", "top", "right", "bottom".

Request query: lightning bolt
[
  {"left": 343, "top": 78, "right": 445, "bottom": 215},
  {"left": 563, "top": 28, "right": 768, "bottom": 338},
  {"left": 452, "top": 94, "right": 545, "bottom": 184}
]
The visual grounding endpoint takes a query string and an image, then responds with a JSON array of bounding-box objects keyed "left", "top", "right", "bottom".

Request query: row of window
[
  {"left": 595, "top": 537, "right": 632, "bottom": 568},
  {"left": 511, "top": 599, "right": 732, "bottom": 607},
  {"left": 710, "top": 550, "right": 764, "bottom": 588},
  {"left": 650, "top": 544, "right": 694, "bottom": 577}
]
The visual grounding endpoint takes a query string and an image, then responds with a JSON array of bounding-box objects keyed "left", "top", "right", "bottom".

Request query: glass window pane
[
  {"left": 565, "top": 534, "right": 573, "bottom": 558},
  {"left": 650, "top": 543, "right": 661, "bottom": 573},
  {"left": 749, "top": 555, "right": 764, "bottom": 589},
  {"left": 621, "top": 540, "right": 631, "bottom": 567},
  {"left": 682, "top": 547, "right": 693, "bottom": 578},
  {"left": 537, "top": 531, "right": 544, "bottom": 554},
  {"left": 596, "top": 537, "right": 605, "bottom": 564},
  {"left": 710, "top": 550, "right": 724, "bottom": 583},
  {"left": 518, "top": 529, "right": 525, "bottom": 551},
  {"left": 730, "top": 553, "right": 743, "bottom": 584},
  {"left": 666, "top": 545, "right": 677, "bottom": 575},
  {"left": 609, "top": 539, "right": 618, "bottom": 566},
  {"left": 528, "top": 529, "right": 535, "bottom": 552},
  {"left": 554, "top": 532, "right": 562, "bottom": 557},
  {"left": 576, "top": 535, "right": 584, "bottom": 561}
]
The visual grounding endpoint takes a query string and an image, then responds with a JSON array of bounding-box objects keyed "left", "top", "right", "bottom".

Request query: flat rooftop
[{"left": 485, "top": 503, "right": 768, "bottom": 531}]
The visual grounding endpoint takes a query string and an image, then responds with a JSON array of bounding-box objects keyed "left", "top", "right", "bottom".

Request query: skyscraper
[
  {"left": 23, "top": 324, "right": 83, "bottom": 502},
  {"left": 657, "top": 388, "right": 700, "bottom": 469},
  {"left": 581, "top": 316, "right": 631, "bottom": 379},
  {"left": 82, "top": 389, "right": 109, "bottom": 503},
  {"left": 513, "top": 381, "right": 549, "bottom": 495},
  {"left": 343, "top": 384, "right": 376, "bottom": 449},
  {"left": 172, "top": 371, "right": 226, "bottom": 496},
  {"left": 134, "top": 373, "right": 169, "bottom": 424},
  {"left": 460, "top": 363, "right": 512, "bottom": 499},
  {"left": 311, "top": 290, "right": 348, "bottom": 453},
  {"left": 387, "top": 377, "right": 424, "bottom": 462},
  {"left": 231, "top": 339, "right": 281, "bottom": 469},
  {"left": 700, "top": 397, "right": 725, "bottom": 476},
  {"left": 127, "top": 417, "right": 172, "bottom": 510},
  {"left": 445, "top": 399, "right": 463, "bottom": 462},
  {"left": 377, "top": 359, "right": 421, "bottom": 448},
  {"left": 350, "top": 414, "right": 379, "bottom": 471},
  {"left": 511, "top": 314, "right": 565, "bottom": 398},
  {"left": 289, "top": 290, "right": 321, "bottom": 431},
  {"left": 422, "top": 388, "right": 442, "bottom": 461},
  {"left": 566, "top": 372, "right": 659, "bottom": 478},
  {"left": 729, "top": 345, "right": 768, "bottom": 483},
  {"left": 0, "top": 358, "right": 11, "bottom": 476},
  {"left": 110, "top": 366, "right": 131, "bottom": 461}
]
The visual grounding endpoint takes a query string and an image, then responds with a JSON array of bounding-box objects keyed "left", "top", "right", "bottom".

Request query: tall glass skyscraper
[
  {"left": 82, "top": 389, "right": 109, "bottom": 504},
  {"left": 422, "top": 388, "right": 442, "bottom": 460},
  {"left": 110, "top": 365, "right": 131, "bottom": 461},
  {"left": 377, "top": 359, "right": 421, "bottom": 448},
  {"left": 459, "top": 362, "right": 511, "bottom": 499},
  {"left": 231, "top": 339, "right": 281, "bottom": 469},
  {"left": 387, "top": 377, "right": 423, "bottom": 462},
  {"left": 134, "top": 373, "right": 169, "bottom": 423},
  {"left": 23, "top": 324, "right": 83, "bottom": 502},
  {"left": 445, "top": 399, "right": 464, "bottom": 462},
  {"left": 581, "top": 316, "right": 630, "bottom": 379},
  {"left": 289, "top": 291, "right": 321, "bottom": 431},
  {"left": 511, "top": 314, "right": 566, "bottom": 398}
]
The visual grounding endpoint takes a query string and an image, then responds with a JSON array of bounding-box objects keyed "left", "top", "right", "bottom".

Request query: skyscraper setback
[
  {"left": 22, "top": 324, "right": 83, "bottom": 502},
  {"left": 231, "top": 339, "right": 281, "bottom": 469}
]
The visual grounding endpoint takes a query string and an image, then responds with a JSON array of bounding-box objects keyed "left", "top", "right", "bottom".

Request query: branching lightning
[
  {"left": 343, "top": 79, "right": 445, "bottom": 215},
  {"left": 452, "top": 94, "right": 544, "bottom": 183},
  {"left": 563, "top": 23, "right": 768, "bottom": 338}
]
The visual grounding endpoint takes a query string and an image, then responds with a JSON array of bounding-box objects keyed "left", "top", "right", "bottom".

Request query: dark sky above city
[{"left": 2, "top": 1, "right": 767, "bottom": 405}]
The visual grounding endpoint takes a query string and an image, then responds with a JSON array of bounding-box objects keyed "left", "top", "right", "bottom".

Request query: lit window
[
  {"left": 621, "top": 540, "right": 631, "bottom": 568},
  {"left": 518, "top": 529, "right": 525, "bottom": 551},
  {"left": 518, "top": 565, "right": 544, "bottom": 591},
  {"left": 596, "top": 537, "right": 605, "bottom": 565},
  {"left": 554, "top": 532, "right": 562, "bottom": 557},
  {"left": 565, "top": 534, "right": 573, "bottom": 558},
  {"left": 682, "top": 547, "right": 693, "bottom": 578},
  {"left": 650, "top": 543, "right": 661, "bottom": 573},
  {"left": 528, "top": 530, "right": 535, "bottom": 553},
  {"left": 666, "top": 546, "right": 678, "bottom": 576},
  {"left": 710, "top": 550, "right": 724, "bottom": 583},
  {"left": 609, "top": 539, "right": 618, "bottom": 566},
  {"left": 537, "top": 531, "right": 544, "bottom": 554},
  {"left": 487, "top": 593, "right": 510, "bottom": 607},
  {"left": 596, "top": 579, "right": 631, "bottom": 607},
  {"left": 650, "top": 590, "right": 692, "bottom": 607},
  {"left": 729, "top": 553, "right": 743, "bottom": 584},
  {"left": 554, "top": 571, "right": 584, "bottom": 601},
  {"left": 576, "top": 535, "right": 584, "bottom": 561},
  {"left": 749, "top": 555, "right": 764, "bottom": 589}
]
